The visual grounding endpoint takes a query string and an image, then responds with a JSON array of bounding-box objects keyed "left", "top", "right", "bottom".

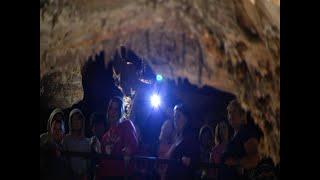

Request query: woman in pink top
[
  {"left": 96, "top": 97, "right": 138, "bottom": 180},
  {"left": 208, "top": 122, "right": 229, "bottom": 179}
]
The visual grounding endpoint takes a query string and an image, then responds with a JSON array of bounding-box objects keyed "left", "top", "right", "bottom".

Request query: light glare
[
  {"left": 150, "top": 94, "right": 161, "bottom": 108},
  {"left": 156, "top": 74, "right": 163, "bottom": 81}
]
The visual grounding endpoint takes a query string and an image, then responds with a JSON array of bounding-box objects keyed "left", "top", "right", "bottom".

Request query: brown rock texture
[{"left": 40, "top": 0, "right": 280, "bottom": 163}]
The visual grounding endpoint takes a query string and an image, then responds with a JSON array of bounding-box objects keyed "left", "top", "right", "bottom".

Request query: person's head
[
  {"left": 159, "top": 120, "right": 174, "bottom": 142},
  {"left": 69, "top": 109, "right": 85, "bottom": 135},
  {"left": 173, "top": 104, "right": 190, "bottom": 133},
  {"left": 90, "top": 112, "right": 107, "bottom": 138},
  {"left": 107, "top": 96, "right": 124, "bottom": 124},
  {"left": 199, "top": 125, "right": 213, "bottom": 149},
  {"left": 50, "top": 119, "right": 65, "bottom": 143},
  {"left": 214, "top": 122, "right": 229, "bottom": 145},
  {"left": 227, "top": 99, "right": 246, "bottom": 130},
  {"left": 47, "top": 108, "right": 64, "bottom": 132}
]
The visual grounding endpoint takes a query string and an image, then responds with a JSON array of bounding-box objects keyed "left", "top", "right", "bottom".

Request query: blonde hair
[
  {"left": 215, "top": 122, "right": 229, "bottom": 145},
  {"left": 227, "top": 99, "right": 247, "bottom": 123}
]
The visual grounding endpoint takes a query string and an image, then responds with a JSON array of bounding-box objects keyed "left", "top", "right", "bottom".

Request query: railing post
[{"left": 124, "top": 155, "right": 130, "bottom": 180}]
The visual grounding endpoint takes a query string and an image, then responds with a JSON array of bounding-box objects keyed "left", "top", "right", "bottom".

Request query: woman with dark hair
[
  {"left": 199, "top": 124, "right": 214, "bottom": 163},
  {"left": 219, "top": 100, "right": 262, "bottom": 180},
  {"left": 197, "top": 123, "right": 214, "bottom": 179},
  {"left": 96, "top": 96, "right": 138, "bottom": 180},
  {"left": 207, "top": 121, "right": 229, "bottom": 179},
  {"left": 165, "top": 104, "right": 200, "bottom": 180},
  {"left": 212, "top": 122, "right": 229, "bottom": 164}
]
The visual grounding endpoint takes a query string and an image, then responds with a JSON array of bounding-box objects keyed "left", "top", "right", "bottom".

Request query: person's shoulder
[
  {"left": 84, "top": 137, "right": 91, "bottom": 143},
  {"left": 119, "top": 119, "right": 135, "bottom": 129},
  {"left": 40, "top": 133, "right": 50, "bottom": 148},
  {"left": 40, "top": 132, "right": 49, "bottom": 145},
  {"left": 40, "top": 132, "right": 48, "bottom": 139},
  {"left": 240, "top": 123, "right": 261, "bottom": 140},
  {"left": 89, "top": 136, "right": 95, "bottom": 141},
  {"left": 212, "top": 143, "right": 222, "bottom": 151},
  {"left": 88, "top": 136, "right": 97, "bottom": 144},
  {"left": 246, "top": 123, "right": 260, "bottom": 134}
]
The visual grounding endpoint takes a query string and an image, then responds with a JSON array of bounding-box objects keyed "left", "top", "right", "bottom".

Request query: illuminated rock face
[{"left": 40, "top": 0, "right": 280, "bottom": 163}]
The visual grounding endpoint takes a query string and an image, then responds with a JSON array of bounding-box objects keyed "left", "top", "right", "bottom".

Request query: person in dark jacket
[
  {"left": 88, "top": 112, "right": 106, "bottom": 180},
  {"left": 165, "top": 104, "right": 200, "bottom": 180},
  {"left": 219, "top": 100, "right": 262, "bottom": 180}
]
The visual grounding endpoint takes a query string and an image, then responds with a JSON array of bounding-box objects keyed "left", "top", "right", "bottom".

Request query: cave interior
[{"left": 40, "top": 0, "right": 280, "bottom": 163}]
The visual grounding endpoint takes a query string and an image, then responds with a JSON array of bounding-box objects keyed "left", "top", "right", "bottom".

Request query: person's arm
[
  {"left": 90, "top": 136, "right": 102, "bottom": 153},
  {"left": 165, "top": 143, "right": 177, "bottom": 159},
  {"left": 85, "top": 139, "right": 92, "bottom": 176},
  {"left": 100, "top": 134, "right": 107, "bottom": 154},
  {"left": 181, "top": 138, "right": 201, "bottom": 169},
  {"left": 225, "top": 137, "right": 259, "bottom": 169},
  {"left": 122, "top": 121, "right": 139, "bottom": 155},
  {"left": 239, "top": 137, "right": 260, "bottom": 169},
  {"left": 61, "top": 138, "right": 67, "bottom": 151}
]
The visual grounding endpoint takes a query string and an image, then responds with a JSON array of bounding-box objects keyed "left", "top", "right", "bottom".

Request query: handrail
[{"left": 62, "top": 151, "right": 229, "bottom": 168}]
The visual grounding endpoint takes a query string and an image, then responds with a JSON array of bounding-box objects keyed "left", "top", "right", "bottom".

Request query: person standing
[
  {"left": 219, "top": 100, "right": 261, "bottom": 180},
  {"left": 96, "top": 97, "right": 138, "bottom": 180},
  {"left": 165, "top": 104, "right": 200, "bottom": 180},
  {"left": 40, "top": 108, "right": 68, "bottom": 180},
  {"left": 158, "top": 120, "right": 175, "bottom": 180},
  {"left": 63, "top": 109, "right": 91, "bottom": 180},
  {"left": 207, "top": 121, "right": 229, "bottom": 179}
]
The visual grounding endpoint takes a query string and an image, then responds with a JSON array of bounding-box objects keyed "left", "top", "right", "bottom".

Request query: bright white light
[{"left": 150, "top": 94, "right": 161, "bottom": 108}]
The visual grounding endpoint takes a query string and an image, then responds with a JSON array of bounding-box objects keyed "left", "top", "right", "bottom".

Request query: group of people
[
  {"left": 40, "top": 96, "right": 270, "bottom": 180},
  {"left": 40, "top": 97, "right": 138, "bottom": 180},
  {"left": 157, "top": 100, "right": 265, "bottom": 180}
]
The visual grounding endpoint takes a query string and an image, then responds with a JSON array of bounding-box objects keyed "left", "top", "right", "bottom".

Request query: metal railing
[
  {"left": 61, "top": 151, "right": 279, "bottom": 180},
  {"left": 62, "top": 151, "right": 225, "bottom": 180},
  {"left": 62, "top": 151, "right": 225, "bottom": 167}
]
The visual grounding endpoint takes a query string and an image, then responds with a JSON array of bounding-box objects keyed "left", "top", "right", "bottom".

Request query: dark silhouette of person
[
  {"left": 40, "top": 108, "right": 69, "bottom": 180},
  {"left": 165, "top": 104, "right": 200, "bottom": 180}
]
